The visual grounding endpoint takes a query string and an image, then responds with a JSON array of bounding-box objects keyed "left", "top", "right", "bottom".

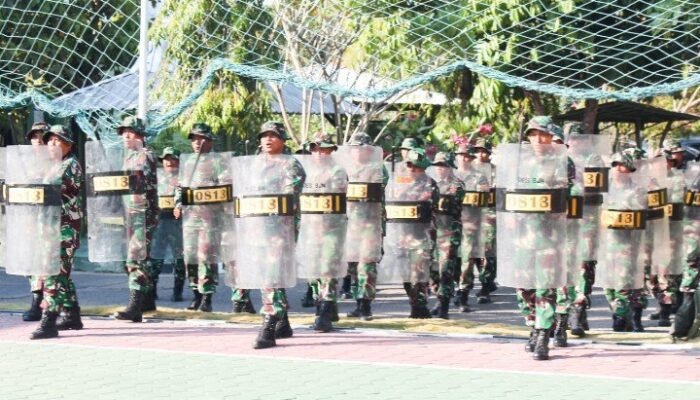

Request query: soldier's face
[
  {"left": 477, "top": 149, "right": 490, "bottom": 163},
  {"left": 122, "top": 129, "right": 143, "bottom": 150},
  {"left": 667, "top": 152, "right": 683, "bottom": 169},
  {"left": 163, "top": 156, "right": 179, "bottom": 171},
  {"left": 312, "top": 147, "right": 334, "bottom": 158},
  {"left": 407, "top": 163, "right": 424, "bottom": 174},
  {"left": 350, "top": 147, "right": 368, "bottom": 162},
  {"left": 260, "top": 132, "right": 284, "bottom": 154},
  {"left": 615, "top": 164, "right": 632, "bottom": 174},
  {"left": 455, "top": 153, "right": 472, "bottom": 169},
  {"left": 400, "top": 148, "right": 410, "bottom": 159},
  {"left": 29, "top": 132, "right": 44, "bottom": 146},
  {"left": 434, "top": 165, "right": 450, "bottom": 179},
  {"left": 190, "top": 136, "right": 212, "bottom": 153},
  {"left": 46, "top": 134, "right": 71, "bottom": 157},
  {"left": 527, "top": 130, "right": 553, "bottom": 145}
]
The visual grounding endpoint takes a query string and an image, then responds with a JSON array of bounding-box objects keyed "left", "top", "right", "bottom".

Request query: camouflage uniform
[{"left": 680, "top": 161, "right": 700, "bottom": 292}]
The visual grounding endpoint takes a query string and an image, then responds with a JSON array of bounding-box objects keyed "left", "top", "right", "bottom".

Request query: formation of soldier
[{"left": 4, "top": 115, "right": 700, "bottom": 360}]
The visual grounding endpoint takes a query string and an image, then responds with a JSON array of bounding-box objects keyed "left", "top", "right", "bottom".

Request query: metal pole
[{"left": 137, "top": 0, "right": 148, "bottom": 120}]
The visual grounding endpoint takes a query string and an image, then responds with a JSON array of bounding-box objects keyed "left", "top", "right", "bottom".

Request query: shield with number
[
  {"left": 294, "top": 154, "right": 348, "bottom": 280},
  {"left": 454, "top": 161, "right": 492, "bottom": 259},
  {"left": 179, "top": 152, "right": 233, "bottom": 265},
  {"left": 333, "top": 145, "right": 384, "bottom": 263},
  {"left": 4, "top": 145, "right": 62, "bottom": 276},
  {"left": 379, "top": 168, "right": 435, "bottom": 284},
  {"left": 495, "top": 143, "right": 568, "bottom": 289},
  {"left": 151, "top": 168, "right": 183, "bottom": 260},
  {"left": 597, "top": 166, "right": 649, "bottom": 289},
  {"left": 684, "top": 161, "right": 700, "bottom": 265},
  {"left": 641, "top": 157, "right": 671, "bottom": 276},
  {"left": 85, "top": 141, "right": 146, "bottom": 263},
  {"left": 230, "top": 154, "right": 300, "bottom": 289}
]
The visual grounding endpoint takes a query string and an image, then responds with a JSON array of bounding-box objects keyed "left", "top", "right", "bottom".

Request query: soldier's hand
[{"left": 173, "top": 207, "right": 181, "bottom": 219}]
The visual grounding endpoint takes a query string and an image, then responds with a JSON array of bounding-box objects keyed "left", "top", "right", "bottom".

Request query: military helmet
[
  {"left": 347, "top": 132, "right": 372, "bottom": 146},
  {"left": 405, "top": 148, "right": 431, "bottom": 169},
  {"left": 309, "top": 132, "right": 337, "bottom": 150},
  {"left": 549, "top": 124, "right": 565, "bottom": 143},
  {"left": 117, "top": 116, "right": 146, "bottom": 136},
  {"left": 258, "top": 121, "right": 288, "bottom": 141},
  {"left": 43, "top": 124, "right": 74, "bottom": 145},
  {"left": 188, "top": 123, "right": 214, "bottom": 141},
  {"left": 663, "top": 139, "right": 685, "bottom": 155},
  {"left": 158, "top": 146, "right": 181, "bottom": 161},
  {"left": 400, "top": 137, "right": 419, "bottom": 150},
  {"left": 25, "top": 121, "right": 49, "bottom": 141},
  {"left": 611, "top": 151, "right": 637, "bottom": 172},
  {"left": 622, "top": 146, "right": 645, "bottom": 160},
  {"left": 563, "top": 122, "right": 583, "bottom": 137},
  {"left": 431, "top": 151, "right": 453, "bottom": 167},
  {"left": 524, "top": 115, "right": 555, "bottom": 137},
  {"left": 472, "top": 137, "right": 492, "bottom": 154}
]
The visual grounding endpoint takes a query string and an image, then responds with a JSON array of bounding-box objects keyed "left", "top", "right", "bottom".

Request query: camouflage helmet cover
[
  {"left": 188, "top": 123, "right": 214, "bottom": 140},
  {"left": 309, "top": 132, "right": 337, "bottom": 149},
  {"left": 117, "top": 116, "right": 146, "bottom": 136},
  {"left": 611, "top": 151, "right": 637, "bottom": 172},
  {"left": 258, "top": 121, "right": 288, "bottom": 141},
  {"left": 347, "top": 132, "right": 372, "bottom": 146},
  {"left": 405, "top": 148, "right": 431, "bottom": 169},
  {"left": 25, "top": 121, "right": 49, "bottom": 141},
  {"left": 44, "top": 124, "right": 74, "bottom": 145}
]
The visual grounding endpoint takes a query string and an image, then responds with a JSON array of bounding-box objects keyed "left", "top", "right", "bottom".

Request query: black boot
[
  {"left": 476, "top": 287, "right": 491, "bottom": 304},
  {"left": 152, "top": 280, "right": 159, "bottom": 300},
  {"left": 142, "top": 290, "right": 157, "bottom": 312},
  {"left": 187, "top": 290, "right": 202, "bottom": 310},
  {"left": 411, "top": 304, "right": 431, "bottom": 319},
  {"left": 454, "top": 289, "right": 463, "bottom": 306},
  {"left": 436, "top": 296, "right": 450, "bottom": 320},
  {"left": 22, "top": 291, "right": 43, "bottom": 322},
  {"left": 347, "top": 300, "right": 362, "bottom": 318},
  {"left": 340, "top": 275, "right": 353, "bottom": 299},
  {"left": 114, "top": 290, "right": 144, "bottom": 322},
  {"left": 330, "top": 302, "right": 339, "bottom": 322},
  {"left": 313, "top": 301, "right": 334, "bottom": 332},
  {"left": 581, "top": 307, "right": 590, "bottom": 331},
  {"left": 171, "top": 277, "right": 184, "bottom": 302},
  {"left": 658, "top": 303, "right": 672, "bottom": 327},
  {"left": 30, "top": 311, "right": 59, "bottom": 340},
  {"left": 533, "top": 329, "right": 550, "bottom": 361},
  {"left": 198, "top": 293, "right": 212, "bottom": 312},
  {"left": 56, "top": 306, "right": 83, "bottom": 331},
  {"left": 253, "top": 315, "right": 278, "bottom": 349},
  {"left": 301, "top": 286, "right": 315, "bottom": 308},
  {"left": 275, "top": 312, "right": 293, "bottom": 339},
  {"left": 553, "top": 314, "right": 568, "bottom": 347},
  {"left": 459, "top": 290, "right": 471, "bottom": 313},
  {"left": 233, "top": 299, "right": 256, "bottom": 314},
  {"left": 525, "top": 328, "right": 536, "bottom": 352},
  {"left": 570, "top": 305, "right": 585, "bottom": 338},
  {"left": 632, "top": 308, "right": 644, "bottom": 332},
  {"left": 612, "top": 314, "right": 626, "bottom": 332},
  {"left": 649, "top": 300, "right": 661, "bottom": 320},
  {"left": 360, "top": 299, "right": 373, "bottom": 321}
]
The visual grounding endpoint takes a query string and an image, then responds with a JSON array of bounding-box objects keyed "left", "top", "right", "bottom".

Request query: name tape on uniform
[
  {"left": 346, "top": 182, "right": 382, "bottom": 202},
  {"left": 182, "top": 185, "right": 233, "bottom": 205},
  {"left": 299, "top": 193, "right": 346, "bottom": 214},
  {"left": 235, "top": 194, "right": 295, "bottom": 217},
  {"left": 602, "top": 209, "right": 646, "bottom": 230}
]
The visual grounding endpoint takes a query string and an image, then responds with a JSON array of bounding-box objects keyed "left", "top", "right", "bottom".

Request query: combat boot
[
  {"left": 330, "top": 302, "right": 339, "bottom": 322},
  {"left": 649, "top": 299, "right": 661, "bottom": 320},
  {"left": 198, "top": 293, "right": 212, "bottom": 312},
  {"left": 436, "top": 296, "right": 450, "bottom": 320},
  {"left": 56, "top": 306, "right": 83, "bottom": 331},
  {"left": 22, "top": 291, "right": 43, "bottom": 322},
  {"left": 459, "top": 290, "right": 471, "bottom": 313},
  {"left": 570, "top": 305, "right": 585, "bottom": 338},
  {"left": 476, "top": 287, "right": 491, "bottom": 304},
  {"left": 525, "top": 328, "right": 536, "bottom": 352},
  {"left": 412, "top": 304, "right": 431, "bottom": 319},
  {"left": 171, "top": 277, "right": 184, "bottom": 302},
  {"left": 187, "top": 290, "right": 202, "bottom": 310},
  {"left": 275, "top": 312, "right": 293, "bottom": 339},
  {"left": 454, "top": 289, "right": 463, "bottom": 306},
  {"left": 581, "top": 307, "right": 590, "bottom": 331},
  {"left": 360, "top": 299, "right": 373, "bottom": 321},
  {"left": 301, "top": 285, "right": 315, "bottom": 308},
  {"left": 658, "top": 304, "right": 672, "bottom": 327},
  {"left": 612, "top": 315, "right": 626, "bottom": 332},
  {"left": 142, "top": 290, "right": 157, "bottom": 312},
  {"left": 340, "top": 275, "right": 353, "bottom": 299},
  {"left": 232, "top": 299, "right": 256, "bottom": 314},
  {"left": 347, "top": 300, "right": 362, "bottom": 318},
  {"left": 553, "top": 314, "right": 568, "bottom": 347},
  {"left": 313, "top": 301, "right": 334, "bottom": 332},
  {"left": 253, "top": 315, "right": 278, "bottom": 349},
  {"left": 114, "top": 290, "right": 144, "bottom": 322},
  {"left": 30, "top": 311, "right": 59, "bottom": 340},
  {"left": 152, "top": 280, "right": 159, "bottom": 300},
  {"left": 533, "top": 329, "right": 550, "bottom": 361},
  {"left": 631, "top": 308, "right": 644, "bottom": 332}
]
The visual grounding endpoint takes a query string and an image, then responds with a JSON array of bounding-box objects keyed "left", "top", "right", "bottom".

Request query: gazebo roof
[{"left": 555, "top": 101, "right": 699, "bottom": 124}]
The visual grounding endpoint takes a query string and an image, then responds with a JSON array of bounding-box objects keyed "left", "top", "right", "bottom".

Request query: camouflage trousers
[
  {"left": 231, "top": 288, "right": 288, "bottom": 318},
  {"left": 125, "top": 214, "right": 154, "bottom": 293},
  {"left": 458, "top": 258, "right": 495, "bottom": 292},
  {"left": 347, "top": 262, "right": 377, "bottom": 301},
  {"left": 430, "top": 235, "right": 458, "bottom": 298},
  {"left": 150, "top": 258, "right": 187, "bottom": 284},
  {"left": 680, "top": 261, "right": 700, "bottom": 293},
  {"left": 231, "top": 288, "right": 249, "bottom": 303},
  {"left": 42, "top": 248, "right": 78, "bottom": 313},
  {"left": 516, "top": 288, "right": 556, "bottom": 330},
  {"left": 403, "top": 282, "right": 429, "bottom": 307},
  {"left": 604, "top": 288, "right": 647, "bottom": 318},
  {"left": 573, "top": 261, "right": 597, "bottom": 307},
  {"left": 28, "top": 275, "right": 44, "bottom": 293},
  {"left": 555, "top": 286, "right": 575, "bottom": 314},
  {"left": 649, "top": 273, "right": 682, "bottom": 305},
  {"left": 185, "top": 264, "right": 218, "bottom": 294},
  {"left": 311, "top": 278, "right": 338, "bottom": 303},
  {"left": 680, "top": 214, "right": 700, "bottom": 292}
]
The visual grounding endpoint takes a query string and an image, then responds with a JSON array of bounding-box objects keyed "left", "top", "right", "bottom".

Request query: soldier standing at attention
[{"left": 474, "top": 138, "right": 498, "bottom": 301}]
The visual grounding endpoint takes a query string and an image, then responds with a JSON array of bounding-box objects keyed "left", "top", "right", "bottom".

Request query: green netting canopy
[{"left": 2, "top": 0, "right": 699, "bottom": 143}]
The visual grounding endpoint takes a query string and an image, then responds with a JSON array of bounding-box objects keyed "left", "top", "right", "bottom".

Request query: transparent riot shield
[
  {"left": 664, "top": 168, "right": 687, "bottom": 275},
  {"left": 333, "top": 145, "right": 384, "bottom": 263},
  {"left": 295, "top": 154, "right": 348, "bottom": 280},
  {"left": 454, "top": 161, "right": 491, "bottom": 259},
  {"left": 427, "top": 165, "right": 465, "bottom": 282},
  {"left": 683, "top": 161, "right": 700, "bottom": 267},
  {"left": 179, "top": 152, "right": 233, "bottom": 265},
  {"left": 230, "top": 154, "right": 300, "bottom": 289},
  {"left": 495, "top": 143, "right": 569, "bottom": 289},
  {"left": 85, "top": 141, "right": 146, "bottom": 263},
  {"left": 596, "top": 167, "right": 649, "bottom": 290},
  {"left": 151, "top": 168, "right": 183, "bottom": 260},
  {"left": 0, "top": 147, "right": 6, "bottom": 267},
  {"left": 642, "top": 157, "right": 671, "bottom": 276},
  {"left": 4, "top": 145, "right": 62, "bottom": 276},
  {"left": 379, "top": 168, "right": 435, "bottom": 284},
  {"left": 565, "top": 151, "right": 585, "bottom": 286}
]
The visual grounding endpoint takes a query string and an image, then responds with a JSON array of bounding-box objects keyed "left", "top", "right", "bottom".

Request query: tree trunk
[
  {"left": 582, "top": 99, "right": 598, "bottom": 135},
  {"left": 524, "top": 90, "right": 545, "bottom": 115}
]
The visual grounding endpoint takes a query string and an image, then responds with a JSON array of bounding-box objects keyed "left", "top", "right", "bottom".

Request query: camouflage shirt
[{"left": 51, "top": 154, "right": 83, "bottom": 250}]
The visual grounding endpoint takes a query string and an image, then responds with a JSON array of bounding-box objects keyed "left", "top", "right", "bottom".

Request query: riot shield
[
  {"left": 642, "top": 157, "right": 671, "bottom": 276},
  {"left": 294, "top": 154, "right": 348, "bottom": 280},
  {"left": 684, "top": 161, "right": 700, "bottom": 266},
  {"left": 495, "top": 143, "right": 568, "bottom": 289},
  {"left": 230, "top": 154, "right": 300, "bottom": 289},
  {"left": 664, "top": 168, "right": 686, "bottom": 275},
  {"left": 0, "top": 147, "right": 6, "bottom": 267},
  {"left": 85, "top": 141, "right": 146, "bottom": 263},
  {"left": 4, "top": 145, "right": 62, "bottom": 276},
  {"left": 596, "top": 167, "right": 649, "bottom": 290},
  {"left": 150, "top": 168, "right": 183, "bottom": 260},
  {"left": 379, "top": 168, "right": 435, "bottom": 284},
  {"left": 454, "top": 161, "right": 491, "bottom": 259},
  {"left": 179, "top": 152, "right": 233, "bottom": 265},
  {"left": 333, "top": 145, "right": 384, "bottom": 263}
]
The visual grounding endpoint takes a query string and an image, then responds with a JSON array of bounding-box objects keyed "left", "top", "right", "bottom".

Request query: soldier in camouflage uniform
[
  {"left": 31, "top": 125, "right": 84, "bottom": 339},
  {"left": 173, "top": 123, "right": 228, "bottom": 312},
  {"left": 676, "top": 157, "right": 700, "bottom": 335},
  {"left": 475, "top": 139, "right": 498, "bottom": 301},
  {"left": 22, "top": 121, "right": 50, "bottom": 322},
  {"left": 427, "top": 152, "right": 464, "bottom": 319},
  {"left": 114, "top": 117, "right": 160, "bottom": 321}
]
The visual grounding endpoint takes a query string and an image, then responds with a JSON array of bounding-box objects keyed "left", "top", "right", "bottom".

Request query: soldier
[
  {"left": 151, "top": 147, "right": 188, "bottom": 302},
  {"left": 598, "top": 152, "right": 648, "bottom": 332},
  {"left": 475, "top": 138, "right": 498, "bottom": 300},
  {"left": 230, "top": 121, "right": 305, "bottom": 349},
  {"left": 337, "top": 132, "right": 387, "bottom": 321},
  {"left": 454, "top": 143, "right": 492, "bottom": 311},
  {"left": 380, "top": 148, "right": 439, "bottom": 319},
  {"left": 427, "top": 152, "right": 464, "bottom": 319},
  {"left": 498, "top": 116, "right": 570, "bottom": 360},
  {"left": 113, "top": 117, "right": 159, "bottom": 321},
  {"left": 22, "top": 121, "right": 50, "bottom": 322},
  {"left": 173, "top": 123, "right": 230, "bottom": 312},
  {"left": 28, "top": 125, "right": 83, "bottom": 339},
  {"left": 296, "top": 133, "right": 348, "bottom": 332}
]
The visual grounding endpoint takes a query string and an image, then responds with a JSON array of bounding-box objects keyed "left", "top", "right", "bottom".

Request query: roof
[{"left": 555, "top": 101, "right": 700, "bottom": 124}]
